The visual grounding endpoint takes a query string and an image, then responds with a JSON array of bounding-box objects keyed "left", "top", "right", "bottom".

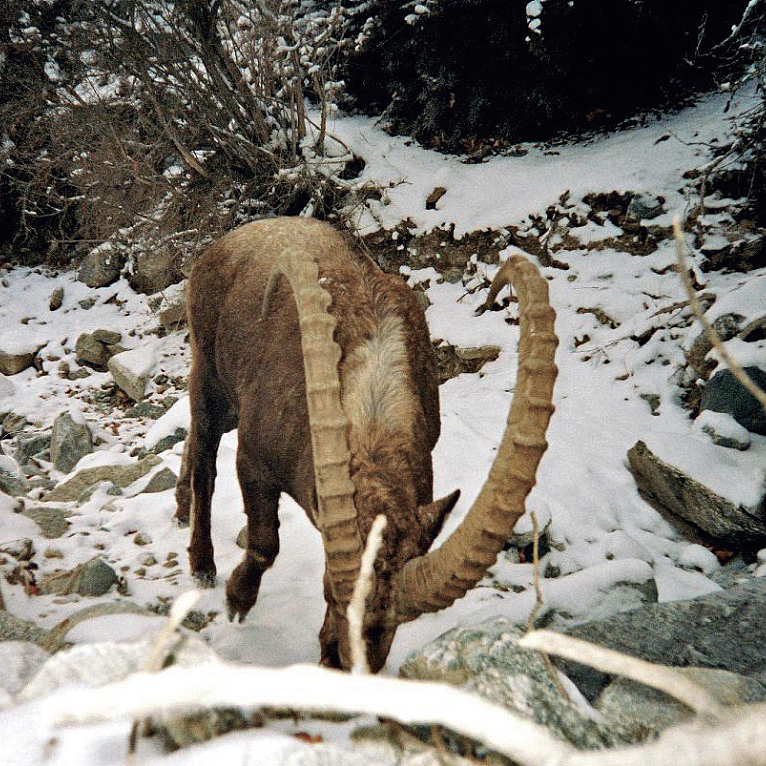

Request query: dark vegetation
[{"left": 0, "top": 0, "right": 763, "bottom": 269}]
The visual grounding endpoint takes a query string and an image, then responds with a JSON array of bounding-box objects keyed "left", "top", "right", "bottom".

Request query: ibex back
[{"left": 176, "top": 216, "right": 558, "bottom": 672}]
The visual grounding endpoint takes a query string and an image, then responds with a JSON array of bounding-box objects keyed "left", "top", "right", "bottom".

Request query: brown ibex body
[{"left": 176, "top": 216, "right": 558, "bottom": 672}]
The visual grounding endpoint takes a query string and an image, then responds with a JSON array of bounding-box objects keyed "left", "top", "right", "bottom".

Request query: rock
[
  {"left": 14, "top": 429, "right": 52, "bottom": 466},
  {"left": 48, "top": 286, "right": 64, "bottom": 311},
  {"left": 43, "top": 454, "right": 161, "bottom": 502},
  {"left": 133, "top": 532, "right": 152, "bottom": 546},
  {"left": 694, "top": 410, "right": 751, "bottom": 451},
  {"left": 19, "top": 632, "right": 218, "bottom": 703},
  {"left": 154, "top": 283, "right": 187, "bottom": 330},
  {"left": 627, "top": 439, "right": 766, "bottom": 548},
  {"left": 686, "top": 314, "right": 741, "bottom": 380},
  {"left": 400, "top": 617, "right": 628, "bottom": 749},
  {"left": 701, "top": 366, "right": 766, "bottom": 435},
  {"left": 0, "top": 466, "right": 30, "bottom": 496},
  {"left": 128, "top": 249, "right": 183, "bottom": 294},
  {"left": 0, "top": 642, "right": 50, "bottom": 699},
  {"left": 595, "top": 667, "right": 766, "bottom": 741},
  {"left": 0, "top": 610, "right": 50, "bottom": 646},
  {"left": 38, "top": 556, "right": 119, "bottom": 597},
  {"left": 145, "top": 427, "right": 188, "bottom": 456},
  {"left": 19, "top": 506, "right": 71, "bottom": 538},
  {"left": 142, "top": 467, "right": 177, "bottom": 493},
  {"left": 50, "top": 411, "right": 93, "bottom": 473},
  {"left": 125, "top": 401, "right": 167, "bottom": 419},
  {"left": 78, "top": 243, "right": 126, "bottom": 288},
  {"left": 108, "top": 345, "right": 159, "bottom": 402},
  {"left": 74, "top": 331, "right": 125, "bottom": 369},
  {"left": 0, "top": 348, "right": 36, "bottom": 376},
  {"left": 625, "top": 192, "right": 665, "bottom": 221},
  {"left": 558, "top": 576, "right": 766, "bottom": 702}
]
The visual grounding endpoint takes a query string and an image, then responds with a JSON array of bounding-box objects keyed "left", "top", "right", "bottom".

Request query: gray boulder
[
  {"left": 128, "top": 249, "right": 183, "bottom": 294},
  {"left": 701, "top": 366, "right": 766, "bottom": 435},
  {"left": 78, "top": 244, "right": 126, "bottom": 288},
  {"left": 142, "top": 467, "right": 177, "bottom": 493},
  {"left": 38, "top": 556, "right": 119, "bottom": 597},
  {"left": 559, "top": 576, "right": 766, "bottom": 702},
  {"left": 108, "top": 346, "right": 158, "bottom": 402},
  {"left": 50, "top": 411, "right": 93, "bottom": 473},
  {"left": 14, "top": 429, "right": 52, "bottom": 467},
  {"left": 595, "top": 667, "right": 766, "bottom": 741},
  {"left": 400, "top": 617, "right": 629, "bottom": 749},
  {"left": 627, "top": 439, "right": 766, "bottom": 547},
  {"left": 625, "top": 192, "right": 665, "bottom": 221},
  {"left": 75, "top": 330, "right": 125, "bottom": 369},
  {"left": 43, "top": 454, "right": 161, "bottom": 502},
  {"left": 48, "top": 286, "right": 64, "bottom": 311},
  {"left": 19, "top": 506, "right": 71, "bottom": 538},
  {"left": 0, "top": 348, "right": 37, "bottom": 376}
]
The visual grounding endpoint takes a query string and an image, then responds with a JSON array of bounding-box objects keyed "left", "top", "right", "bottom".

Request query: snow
[{"left": 0, "top": 83, "right": 765, "bottom": 763}]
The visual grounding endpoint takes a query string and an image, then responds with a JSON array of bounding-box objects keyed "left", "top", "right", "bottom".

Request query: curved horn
[
  {"left": 396, "top": 254, "right": 558, "bottom": 622},
  {"left": 268, "top": 248, "right": 363, "bottom": 605}
]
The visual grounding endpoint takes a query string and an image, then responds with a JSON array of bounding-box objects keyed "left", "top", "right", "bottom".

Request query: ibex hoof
[
  {"left": 226, "top": 598, "right": 251, "bottom": 624},
  {"left": 192, "top": 571, "right": 216, "bottom": 588}
]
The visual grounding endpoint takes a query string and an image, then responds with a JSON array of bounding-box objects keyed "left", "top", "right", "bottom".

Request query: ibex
[{"left": 175, "top": 217, "right": 557, "bottom": 672}]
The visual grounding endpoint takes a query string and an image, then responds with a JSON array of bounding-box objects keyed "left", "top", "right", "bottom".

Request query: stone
[
  {"left": 91, "top": 329, "right": 122, "bottom": 345},
  {"left": 400, "top": 617, "right": 629, "bottom": 749},
  {"left": 50, "top": 411, "right": 93, "bottom": 473},
  {"left": 125, "top": 402, "right": 167, "bottom": 419},
  {"left": 627, "top": 439, "right": 766, "bottom": 548},
  {"left": 38, "top": 556, "right": 119, "bottom": 597},
  {"left": 147, "top": 427, "right": 188, "bottom": 455},
  {"left": 595, "top": 667, "right": 766, "bottom": 741},
  {"left": 0, "top": 467, "right": 29, "bottom": 496},
  {"left": 142, "top": 467, "right": 177, "bottom": 493},
  {"left": 48, "top": 286, "right": 64, "bottom": 311},
  {"left": 74, "top": 333, "right": 110, "bottom": 368},
  {"left": 0, "top": 349, "right": 36, "bottom": 375},
  {"left": 558, "top": 576, "right": 766, "bottom": 702},
  {"left": 20, "top": 506, "right": 71, "bottom": 538},
  {"left": 128, "top": 249, "right": 183, "bottom": 295},
  {"left": 43, "top": 454, "right": 161, "bottom": 502},
  {"left": 108, "top": 346, "right": 159, "bottom": 402},
  {"left": 78, "top": 244, "right": 126, "bottom": 288},
  {"left": 19, "top": 632, "right": 218, "bottom": 703},
  {"left": 14, "top": 430, "right": 52, "bottom": 466},
  {"left": 686, "top": 314, "right": 741, "bottom": 379},
  {"left": 695, "top": 410, "right": 751, "bottom": 451},
  {"left": 0, "top": 611, "right": 50, "bottom": 648},
  {"left": 625, "top": 192, "right": 665, "bottom": 221},
  {"left": 155, "top": 284, "right": 187, "bottom": 329},
  {"left": 701, "top": 366, "right": 766, "bottom": 435}
]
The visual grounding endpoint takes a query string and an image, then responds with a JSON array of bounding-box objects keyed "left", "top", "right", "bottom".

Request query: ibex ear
[{"left": 416, "top": 489, "right": 461, "bottom": 542}]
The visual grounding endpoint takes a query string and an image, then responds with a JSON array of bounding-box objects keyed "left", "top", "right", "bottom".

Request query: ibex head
[{"left": 269, "top": 248, "right": 558, "bottom": 672}]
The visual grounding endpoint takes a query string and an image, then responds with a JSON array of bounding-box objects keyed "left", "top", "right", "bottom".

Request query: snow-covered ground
[{"left": 1, "top": 85, "right": 765, "bottom": 763}]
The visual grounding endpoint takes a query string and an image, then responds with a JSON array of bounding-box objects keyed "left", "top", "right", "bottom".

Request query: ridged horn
[
  {"left": 266, "top": 247, "right": 363, "bottom": 605},
  {"left": 396, "top": 253, "right": 558, "bottom": 622}
]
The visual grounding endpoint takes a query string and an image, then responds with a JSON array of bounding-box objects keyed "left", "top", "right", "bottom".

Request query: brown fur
[{"left": 176, "top": 217, "right": 458, "bottom": 671}]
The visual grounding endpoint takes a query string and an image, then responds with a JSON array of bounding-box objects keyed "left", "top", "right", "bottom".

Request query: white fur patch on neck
[{"left": 343, "top": 315, "right": 416, "bottom": 436}]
